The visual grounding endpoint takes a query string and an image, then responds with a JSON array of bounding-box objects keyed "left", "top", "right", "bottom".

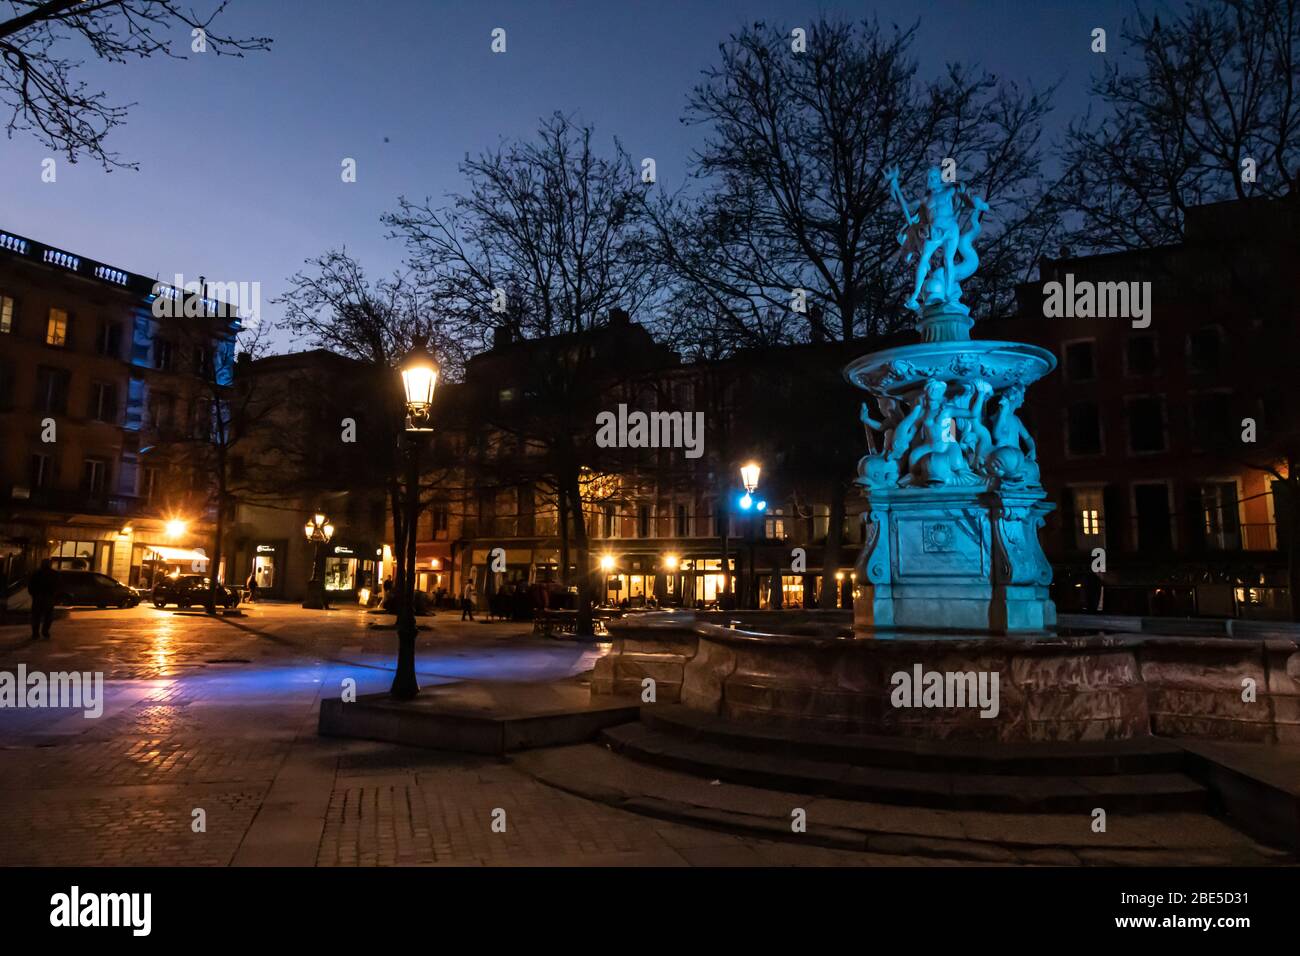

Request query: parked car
[
  {"left": 151, "top": 574, "right": 241, "bottom": 609},
  {"left": 36, "top": 570, "right": 139, "bottom": 608}
]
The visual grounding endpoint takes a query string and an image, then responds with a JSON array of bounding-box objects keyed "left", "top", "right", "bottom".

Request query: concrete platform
[{"left": 317, "top": 679, "right": 640, "bottom": 755}]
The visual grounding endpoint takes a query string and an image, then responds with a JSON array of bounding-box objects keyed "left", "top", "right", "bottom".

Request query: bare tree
[
  {"left": 655, "top": 16, "right": 1057, "bottom": 343},
  {"left": 276, "top": 251, "right": 464, "bottom": 652},
  {"left": 1051, "top": 0, "right": 1300, "bottom": 617},
  {"left": 0, "top": 0, "right": 270, "bottom": 169},
  {"left": 147, "top": 288, "right": 272, "bottom": 613},
  {"left": 652, "top": 17, "right": 1057, "bottom": 607},
  {"left": 384, "top": 113, "right": 665, "bottom": 635},
  {"left": 1053, "top": 0, "right": 1300, "bottom": 252}
]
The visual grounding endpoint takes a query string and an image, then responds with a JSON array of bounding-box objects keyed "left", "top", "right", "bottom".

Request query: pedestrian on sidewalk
[
  {"left": 27, "top": 559, "right": 58, "bottom": 641},
  {"left": 245, "top": 568, "right": 258, "bottom": 604},
  {"left": 461, "top": 581, "right": 476, "bottom": 621}
]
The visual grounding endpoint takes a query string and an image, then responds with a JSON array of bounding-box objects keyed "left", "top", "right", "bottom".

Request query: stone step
[
  {"left": 512, "top": 744, "right": 1287, "bottom": 864},
  {"left": 602, "top": 722, "right": 1210, "bottom": 813},
  {"left": 641, "top": 705, "right": 1187, "bottom": 775}
]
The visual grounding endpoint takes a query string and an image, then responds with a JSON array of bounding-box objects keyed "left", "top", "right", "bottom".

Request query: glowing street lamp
[
  {"left": 740, "top": 462, "right": 761, "bottom": 494},
  {"left": 662, "top": 554, "right": 679, "bottom": 571},
  {"left": 164, "top": 518, "right": 187, "bottom": 539},
  {"left": 303, "top": 512, "right": 334, "bottom": 610},
  {"left": 392, "top": 336, "right": 440, "bottom": 700},
  {"left": 400, "top": 341, "right": 439, "bottom": 432}
]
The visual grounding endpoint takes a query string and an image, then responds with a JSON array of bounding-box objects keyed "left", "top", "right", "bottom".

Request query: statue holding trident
[{"left": 884, "top": 165, "right": 989, "bottom": 315}]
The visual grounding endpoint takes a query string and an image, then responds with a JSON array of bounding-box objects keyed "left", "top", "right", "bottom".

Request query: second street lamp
[
  {"left": 391, "top": 337, "right": 439, "bottom": 701},
  {"left": 738, "top": 462, "right": 763, "bottom": 609},
  {"left": 302, "top": 512, "right": 334, "bottom": 610}
]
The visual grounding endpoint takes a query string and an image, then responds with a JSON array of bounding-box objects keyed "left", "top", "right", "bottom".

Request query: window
[
  {"left": 1066, "top": 401, "right": 1102, "bottom": 456},
  {"left": 192, "top": 345, "right": 212, "bottom": 378},
  {"left": 29, "top": 453, "right": 53, "bottom": 489},
  {"left": 1198, "top": 482, "right": 1240, "bottom": 550},
  {"left": 675, "top": 503, "right": 691, "bottom": 537},
  {"left": 35, "top": 366, "right": 71, "bottom": 414},
  {"left": 82, "top": 458, "right": 108, "bottom": 495},
  {"left": 45, "top": 308, "right": 68, "bottom": 346},
  {"left": 0, "top": 295, "right": 14, "bottom": 333},
  {"left": 141, "top": 467, "right": 160, "bottom": 503},
  {"left": 602, "top": 503, "right": 617, "bottom": 538},
  {"left": 1072, "top": 487, "right": 1106, "bottom": 549},
  {"left": 1126, "top": 396, "right": 1167, "bottom": 453},
  {"left": 1125, "top": 335, "right": 1158, "bottom": 376},
  {"left": 431, "top": 502, "right": 449, "bottom": 538},
  {"left": 1189, "top": 392, "right": 1232, "bottom": 450},
  {"left": 1064, "top": 341, "right": 1096, "bottom": 382},
  {"left": 154, "top": 338, "right": 174, "bottom": 372},
  {"left": 89, "top": 381, "right": 118, "bottom": 423},
  {"left": 148, "top": 390, "right": 175, "bottom": 431},
  {"left": 1187, "top": 326, "right": 1223, "bottom": 373},
  {"left": 637, "top": 504, "right": 650, "bottom": 537},
  {"left": 764, "top": 509, "right": 786, "bottom": 540},
  {"left": 1133, "top": 483, "right": 1173, "bottom": 551},
  {"left": 0, "top": 360, "right": 13, "bottom": 411},
  {"left": 96, "top": 321, "right": 122, "bottom": 358}
]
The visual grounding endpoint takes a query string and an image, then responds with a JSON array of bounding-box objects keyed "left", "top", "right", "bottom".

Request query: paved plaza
[{"left": 0, "top": 604, "right": 949, "bottom": 867}]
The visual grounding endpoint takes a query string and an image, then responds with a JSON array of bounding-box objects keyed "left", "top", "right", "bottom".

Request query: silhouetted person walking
[
  {"left": 461, "top": 581, "right": 476, "bottom": 621},
  {"left": 27, "top": 559, "right": 58, "bottom": 641}
]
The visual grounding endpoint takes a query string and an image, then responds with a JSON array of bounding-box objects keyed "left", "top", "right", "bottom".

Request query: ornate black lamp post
[
  {"left": 391, "top": 338, "right": 438, "bottom": 700},
  {"left": 302, "top": 512, "right": 334, "bottom": 610}
]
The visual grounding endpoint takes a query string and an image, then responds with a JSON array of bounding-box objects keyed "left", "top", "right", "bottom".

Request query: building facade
[
  {"left": 0, "top": 228, "right": 239, "bottom": 592},
  {"left": 224, "top": 350, "right": 390, "bottom": 603},
  {"left": 425, "top": 316, "right": 867, "bottom": 611},
  {"left": 986, "top": 196, "right": 1299, "bottom": 618}
]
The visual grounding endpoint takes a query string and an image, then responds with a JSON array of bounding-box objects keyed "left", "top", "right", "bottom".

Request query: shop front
[
  {"left": 323, "top": 541, "right": 382, "bottom": 603},
  {"left": 245, "top": 540, "right": 287, "bottom": 598}
]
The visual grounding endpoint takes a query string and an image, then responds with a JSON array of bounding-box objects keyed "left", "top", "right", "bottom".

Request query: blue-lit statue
[
  {"left": 844, "top": 165, "right": 1057, "bottom": 633},
  {"left": 886, "top": 165, "right": 989, "bottom": 314}
]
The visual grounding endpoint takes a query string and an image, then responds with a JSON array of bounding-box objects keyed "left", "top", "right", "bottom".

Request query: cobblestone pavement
[{"left": 0, "top": 604, "right": 927, "bottom": 867}]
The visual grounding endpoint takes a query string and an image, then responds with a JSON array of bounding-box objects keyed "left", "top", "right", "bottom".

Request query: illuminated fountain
[
  {"left": 593, "top": 168, "right": 1295, "bottom": 745},
  {"left": 844, "top": 164, "right": 1056, "bottom": 633}
]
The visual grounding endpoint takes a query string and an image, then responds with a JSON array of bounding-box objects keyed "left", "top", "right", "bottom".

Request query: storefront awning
[{"left": 145, "top": 546, "right": 209, "bottom": 563}]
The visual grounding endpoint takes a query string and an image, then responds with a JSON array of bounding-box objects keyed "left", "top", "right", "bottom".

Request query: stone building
[{"left": 0, "top": 227, "right": 239, "bottom": 590}]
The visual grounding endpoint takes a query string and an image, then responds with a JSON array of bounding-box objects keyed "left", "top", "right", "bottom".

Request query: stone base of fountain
[
  {"left": 592, "top": 610, "right": 1300, "bottom": 743},
  {"left": 855, "top": 485, "right": 1056, "bottom": 634}
]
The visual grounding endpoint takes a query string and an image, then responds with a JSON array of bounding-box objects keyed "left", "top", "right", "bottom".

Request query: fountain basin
[
  {"left": 592, "top": 610, "right": 1300, "bottom": 743},
  {"left": 844, "top": 339, "right": 1056, "bottom": 397}
]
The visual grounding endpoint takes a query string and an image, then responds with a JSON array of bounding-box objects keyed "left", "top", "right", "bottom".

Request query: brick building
[{"left": 985, "top": 196, "right": 1299, "bottom": 618}]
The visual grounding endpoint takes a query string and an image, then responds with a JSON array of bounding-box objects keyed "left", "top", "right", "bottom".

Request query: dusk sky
[{"left": 3, "top": 0, "right": 1139, "bottom": 350}]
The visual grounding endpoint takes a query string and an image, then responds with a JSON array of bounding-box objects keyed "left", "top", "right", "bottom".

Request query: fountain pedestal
[
  {"left": 845, "top": 302, "right": 1059, "bottom": 634},
  {"left": 854, "top": 484, "right": 1056, "bottom": 633}
]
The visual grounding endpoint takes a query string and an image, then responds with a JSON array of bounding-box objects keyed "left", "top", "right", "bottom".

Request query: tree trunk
[
  {"left": 557, "top": 487, "right": 571, "bottom": 588},
  {"left": 819, "top": 482, "right": 846, "bottom": 609},
  {"left": 720, "top": 496, "right": 731, "bottom": 609},
  {"left": 206, "top": 492, "right": 225, "bottom": 614},
  {"left": 563, "top": 468, "right": 595, "bottom": 636}
]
